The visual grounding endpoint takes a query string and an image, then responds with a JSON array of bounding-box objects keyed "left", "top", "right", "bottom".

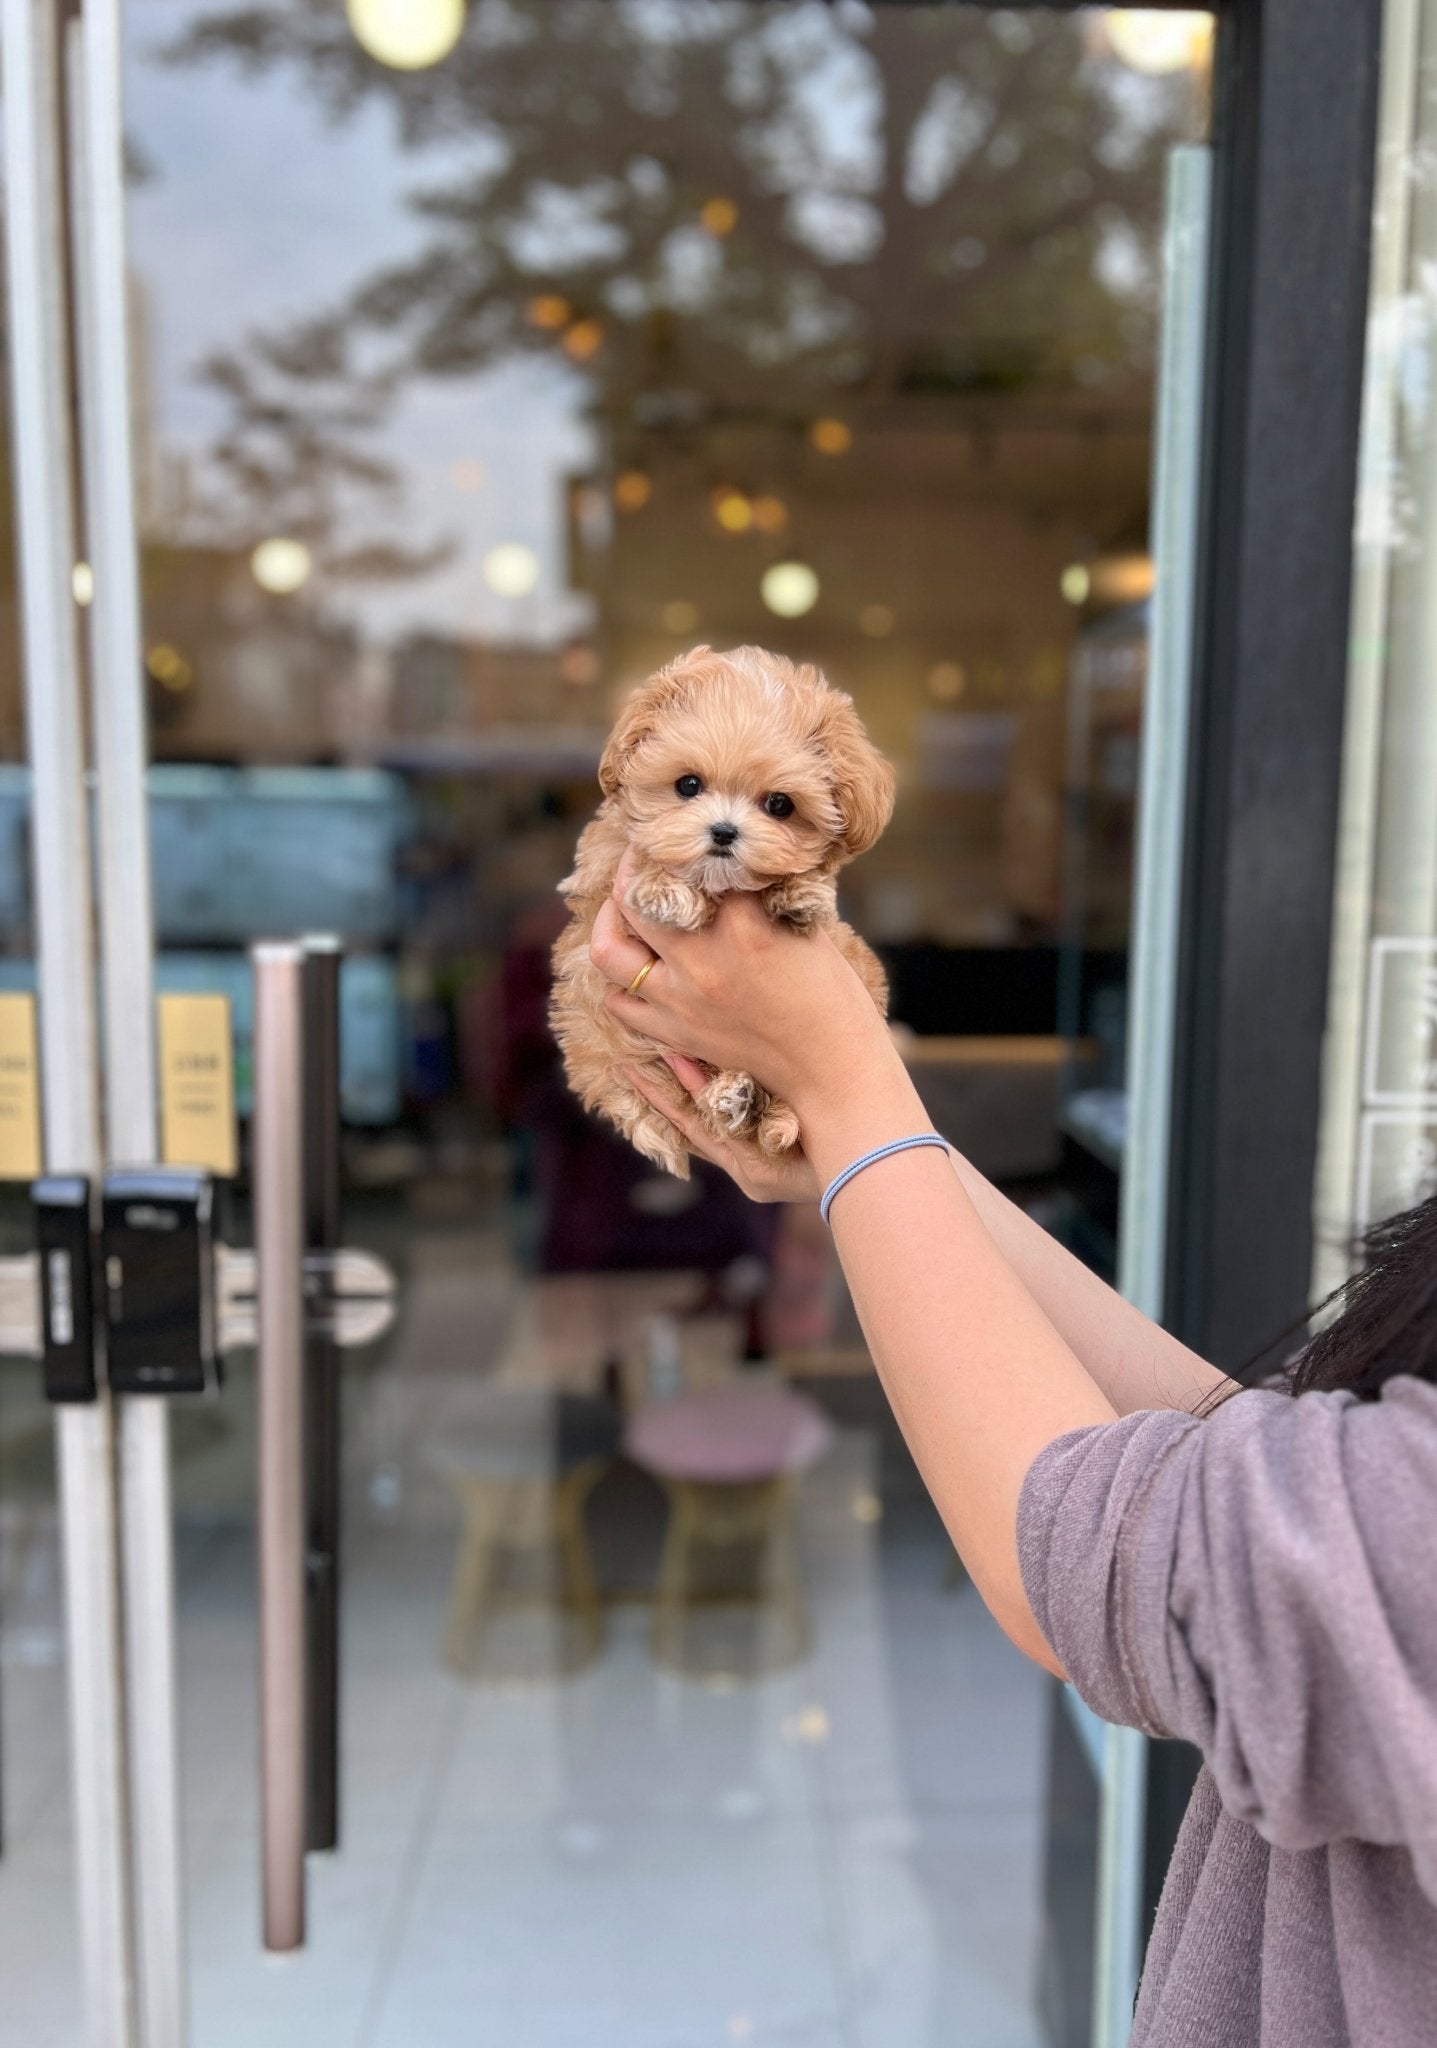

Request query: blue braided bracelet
[{"left": 819, "top": 1133, "right": 952, "bottom": 1226}]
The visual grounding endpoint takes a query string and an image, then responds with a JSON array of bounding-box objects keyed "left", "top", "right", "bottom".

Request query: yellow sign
[
  {"left": 158, "top": 994, "right": 237, "bottom": 1178},
  {"left": 0, "top": 993, "right": 42, "bottom": 1181}
]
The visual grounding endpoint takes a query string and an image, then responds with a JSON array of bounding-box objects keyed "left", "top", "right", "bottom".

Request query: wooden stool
[
  {"left": 432, "top": 1388, "right": 620, "bottom": 1681},
  {"left": 626, "top": 1384, "right": 833, "bottom": 1680}
]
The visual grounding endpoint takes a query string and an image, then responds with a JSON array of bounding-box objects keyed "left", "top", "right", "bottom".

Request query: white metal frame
[
  {"left": 1311, "top": 0, "right": 1432, "bottom": 1304},
  {"left": 3, "top": 0, "right": 187, "bottom": 2040},
  {"left": 1, "top": 2, "right": 137, "bottom": 2043},
  {"left": 67, "top": 1, "right": 188, "bottom": 2039},
  {"left": 1095, "top": 142, "right": 1214, "bottom": 2048}
]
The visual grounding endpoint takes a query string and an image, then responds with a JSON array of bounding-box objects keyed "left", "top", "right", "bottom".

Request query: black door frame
[
  {"left": 1153, "top": 0, "right": 1384, "bottom": 1964},
  {"left": 1166, "top": 0, "right": 1384, "bottom": 1367}
]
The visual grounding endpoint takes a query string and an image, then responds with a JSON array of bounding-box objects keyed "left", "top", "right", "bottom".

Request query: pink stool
[{"left": 626, "top": 1385, "right": 834, "bottom": 1677}]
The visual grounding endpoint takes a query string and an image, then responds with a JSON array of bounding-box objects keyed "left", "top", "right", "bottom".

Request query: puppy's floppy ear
[
  {"left": 598, "top": 647, "right": 708, "bottom": 797},
  {"left": 815, "top": 689, "right": 895, "bottom": 856}
]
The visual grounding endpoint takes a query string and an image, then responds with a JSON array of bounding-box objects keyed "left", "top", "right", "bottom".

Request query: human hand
[
  {"left": 588, "top": 849, "right": 893, "bottom": 1116},
  {"left": 624, "top": 1054, "right": 822, "bottom": 1204}
]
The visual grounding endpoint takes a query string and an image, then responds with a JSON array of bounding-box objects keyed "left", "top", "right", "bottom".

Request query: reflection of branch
[
  {"left": 181, "top": 332, "right": 440, "bottom": 573},
  {"left": 162, "top": 1, "right": 1180, "bottom": 536},
  {"left": 323, "top": 538, "right": 458, "bottom": 584}
]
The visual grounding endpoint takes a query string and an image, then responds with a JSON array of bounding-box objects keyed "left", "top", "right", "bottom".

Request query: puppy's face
[{"left": 600, "top": 646, "right": 894, "bottom": 893}]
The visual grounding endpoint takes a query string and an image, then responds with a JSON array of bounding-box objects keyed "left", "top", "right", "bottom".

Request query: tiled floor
[{"left": 0, "top": 1231, "right": 1048, "bottom": 2048}]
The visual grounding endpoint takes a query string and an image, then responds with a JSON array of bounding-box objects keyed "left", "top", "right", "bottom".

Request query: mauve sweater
[{"left": 1016, "top": 1375, "right": 1437, "bottom": 2048}]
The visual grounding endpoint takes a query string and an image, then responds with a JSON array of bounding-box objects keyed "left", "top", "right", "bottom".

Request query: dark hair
[{"left": 1282, "top": 1194, "right": 1437, "bottom": 1401}]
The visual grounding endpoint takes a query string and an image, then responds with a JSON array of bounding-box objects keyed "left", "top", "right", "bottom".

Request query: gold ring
[{"left": 626, "top": 955, "right": 658, "bottom": 997}]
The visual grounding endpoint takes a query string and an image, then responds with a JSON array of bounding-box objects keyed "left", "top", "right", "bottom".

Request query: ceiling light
[
  {"left": 346, "top": 0, "right": 464, "bottom": 71},
  {"left": 562, "top": 319, "right": 604, "bottom": 362},
  {"left": 526, "top": 295, "right": 571, "bottom": 332},
  {"left": 662, "top": 600, "right": 698, "bottom": 634},
  {"left": 927, "top": 661, "right": 966, "bottom": 703},
  {"left": 251, "top": 537, "right": 312, "bottom": 595},
  {"left": 1060, "top": 563, "right": 1091, "bottom": 606},
  {"left": 809, "top": 417, "right": 852, "bottom": 456},
  {"left": 1089, "top": 552, "right": 1156, "bottom": 606},
  {"left": 1107, "top": 10, "right": 1213, "bottom": 75},
  {"left": 72, "top": 562, "right": 94, "bottom": 607},
  {"left": 145, "top": 644, "right": 194, "bottom": 694},
  {"left": 613, "top": 470, "right": 652, "bottom": 512},
  {"left": 700, "top": 196, "right": 739, "bottom": 238},
  {"left": 751, "top": 494, "right": 788, "bottom": 534},
  {"left": 483, "top": 542, "right": 540, "bottom": 597},
  {"left": 761, "top": 561, "right": 819, "bottom": 618},
  {"left": 714, "top": 490, "right": 752, "bottom": 534}
]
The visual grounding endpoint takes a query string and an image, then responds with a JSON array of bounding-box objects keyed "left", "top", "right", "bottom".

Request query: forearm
[
  {"left": 949, "top": 1155, "right": 1235, "bottom": 1417},
  {"left": 793, "top": 1054, "right": 1115, "bottom": 1672}
]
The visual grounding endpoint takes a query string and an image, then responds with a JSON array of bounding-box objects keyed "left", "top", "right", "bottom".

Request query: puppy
[{"left": 550, "top": 643, "right": 894, "bottom": 1178}]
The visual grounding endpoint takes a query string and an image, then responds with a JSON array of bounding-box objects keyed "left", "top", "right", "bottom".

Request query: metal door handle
[
  {"left": 215, "top": 1246, "right": 396, "bottom": 1354},
  {"left": 252, "top": 941, "right": 307, "bottom": 1953},
  {"left": 301, "top": 937, "right": 343, "bottom": 1857}
]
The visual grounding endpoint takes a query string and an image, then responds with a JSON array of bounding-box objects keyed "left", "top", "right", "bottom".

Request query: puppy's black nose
[{"left": 709, "top": 821, "right": 739, "bottom": 848}]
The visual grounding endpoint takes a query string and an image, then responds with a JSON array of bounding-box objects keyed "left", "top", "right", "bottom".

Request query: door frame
[{"left": 1155, "top": 0, "right": 1384, "bottom": 1987}]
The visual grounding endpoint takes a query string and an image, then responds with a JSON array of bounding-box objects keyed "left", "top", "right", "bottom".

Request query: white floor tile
[
  {"left": 827, "top": 1807, "right": 1044, "bottom": 2048},
  {"left": 185, "top": 1823, "right": 414, "bottom": 2048},
  {"left": 365, "top": 1812, "right": 845, "bottom": 2048},
  {"left": 0, "top": 1866, "right": 83, "bottom": 2047}
]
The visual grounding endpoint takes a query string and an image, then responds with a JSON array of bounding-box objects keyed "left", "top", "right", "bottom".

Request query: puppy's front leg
[
  {"left": 762, "top": 872, "right": 837, "bottom": 932},
  {"left": 626, "top": 862, "right": 716, "bottom": 932}
]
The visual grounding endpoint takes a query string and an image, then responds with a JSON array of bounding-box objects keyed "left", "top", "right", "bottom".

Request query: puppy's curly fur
[{"left": 550, "top": 644, "right": 894, "bottom": 1178}]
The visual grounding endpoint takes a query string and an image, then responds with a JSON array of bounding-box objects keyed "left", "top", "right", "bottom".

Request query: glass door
[{"left": 0, "top": 6, "right": 1215, "bottom": 2045}]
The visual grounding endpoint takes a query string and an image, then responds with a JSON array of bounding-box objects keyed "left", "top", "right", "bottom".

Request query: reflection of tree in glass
[{"left": 165, "top": 0, "right": 1192, "bottom": 561}]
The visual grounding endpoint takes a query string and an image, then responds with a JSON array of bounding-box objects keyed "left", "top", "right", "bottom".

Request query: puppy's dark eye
[
  {"left": 675, "top": 774, "right": 703, "bottom": 799},
  {"left": 763, "top": 792, "right": 795, "bottom": 819}
]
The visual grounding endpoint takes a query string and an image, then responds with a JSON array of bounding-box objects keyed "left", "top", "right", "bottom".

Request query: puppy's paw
[
  {"left": 757, "top": 1099, "right": 802, "bottom": 1156},
  {"left": 762, "top": 873, "right": 836, "bottom": 932},
  {"left": 627, "top": 871, "right": 714, "bottom": 932},
  {"left": 698, "top": 1068, "right": 762, "bottom": 1136}
]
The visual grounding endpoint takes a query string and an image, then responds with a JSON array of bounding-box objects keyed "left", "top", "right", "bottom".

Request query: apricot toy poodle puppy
[{"left": 551, "top": 643, "right": 894, "bottom": 1178}]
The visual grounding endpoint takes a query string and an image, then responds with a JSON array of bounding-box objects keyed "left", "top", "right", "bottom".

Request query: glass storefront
[
  {"left": 1314, "top": 0, "right": 1437, "bottom": 1301},
  {"left": 0, "top": 5, "right": 1215, "bottom": 2042}
]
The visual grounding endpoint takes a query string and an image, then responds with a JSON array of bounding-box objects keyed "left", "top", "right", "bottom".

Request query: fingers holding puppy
[
  {"left": 589, "top": 895, "right": 659, "bottom": 994},
  {"left": 624, "top": 1060, "right": 821, "bottom": 1206}
]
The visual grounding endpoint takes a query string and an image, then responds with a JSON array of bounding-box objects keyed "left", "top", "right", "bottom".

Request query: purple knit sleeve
[{"left": 1017, "top": 1380, "right": 1437, "bottom": 1894}]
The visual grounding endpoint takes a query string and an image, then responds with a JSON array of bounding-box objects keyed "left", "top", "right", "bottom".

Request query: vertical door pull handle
[{"left": 252, "top": 942, "right": 307, "bottom": 1953}]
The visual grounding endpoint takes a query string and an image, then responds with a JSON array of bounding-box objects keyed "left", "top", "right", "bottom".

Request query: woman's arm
[
  {"left": 590, "top": 886, "right": 1130, "bottom": 1671},
  {"left": 599, "top": 907, "right": 1234, "bottom": 1422},
  {"left": 948, "top": 1158, "right": 1235, "bottom": 1417},
  {"left": 786, "top": 1045, "right": 1117, "bottom": 1672}
]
